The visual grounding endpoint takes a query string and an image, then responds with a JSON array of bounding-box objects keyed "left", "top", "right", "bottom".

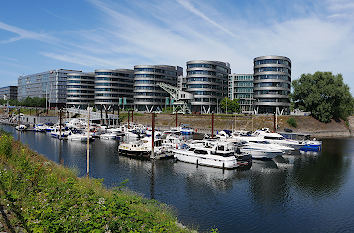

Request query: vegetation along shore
[{"left": 0, "top": 130, "right": 197, "bottom": 232}]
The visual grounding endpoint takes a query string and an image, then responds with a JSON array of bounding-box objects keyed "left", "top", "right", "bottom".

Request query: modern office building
[
  {"left": 94, "top": 69, "right": 135, "bottom": 109},
  {"left": 253, "top": 55, "right": 291, "bottom": 115},
  {"left": 228, "top": 74, "right": 254, "bottom": 113},
  {"left": 133, "top": 65, "right": 182, "bottom": 112},
  {"left": 66, "top": 72, "right": 95, "bottom": 108},
  {"left": 0, "top": 86, "right": 18, "bottom": 100},
  {"left": 186, "top": 60, "right": 230, "bottom": 113},
  {"left": 18, "top": 69, "right": 81, "bottom": 106},
  {"left": 177, "top": 75, "right": 187, "bottom": 91}
]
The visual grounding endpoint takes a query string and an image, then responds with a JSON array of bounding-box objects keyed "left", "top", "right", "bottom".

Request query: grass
[{"left": 0, "top": 131, "right": 196, "bottom": 232}]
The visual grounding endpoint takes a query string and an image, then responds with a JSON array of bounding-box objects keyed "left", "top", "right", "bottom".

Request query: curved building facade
[
  {"left": 94, "top": 69, "right": 134, "bottom": 109},
  {"left": 67, "top": 72, "right": 95, "bottom": 108},
  {"left": 134, "top": 65, "right": 182, "bottom": 112},
  {"left": 186, "top": 60, "right": 230, "bottom": 113},
  {"left": 253, "top": 56, "right": 291, "bottom": 115}
]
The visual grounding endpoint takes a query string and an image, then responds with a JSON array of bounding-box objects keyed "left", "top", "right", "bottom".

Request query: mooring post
[
  {"left": 100, "top": 106, "right": 103, "bottom": 125},
  {"left": 18, "top": 108, "right": 20, "bottom": 127},
  {"left": 211, "top": 112, "right": 214, "bottom": 138},
  {"left": 151, "top": 112, "right": 155, "bottom": 159},
  {"left": 59, "top": 108, "right": 62, "bottom": 140},
  {"left": 273, "top": 111, "right": 276, "bottom": 132},
  {"left": 117, "top": 106, "right": 120, "bottom": 125},
  {"left": 196, "top": 159, "right": 198, "bottom": 167}
]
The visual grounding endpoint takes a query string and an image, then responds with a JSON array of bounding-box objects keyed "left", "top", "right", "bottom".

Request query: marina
[{"left": 1, "top": 122, "right": 354, "bottom": 232}]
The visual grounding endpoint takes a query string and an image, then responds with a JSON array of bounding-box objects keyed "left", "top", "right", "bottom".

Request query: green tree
[
  {"left": 220, "top": 97, "right": 240, "bottom": 113},
  {"left": 292, "top": 72, "right": 354, "bottom": 123}
]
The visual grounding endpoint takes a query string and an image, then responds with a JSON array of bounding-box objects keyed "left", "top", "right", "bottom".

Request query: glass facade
[
  {"left": 94, "top": 69, "right": 134, "bottom": 108},
  {"left": 17, "top": 69, "right": 81, "bottom": 105},
  {"left": 66, "top": 72, "right": 95, "bottom": 108},
  {"left": 133, "top": 65, "right": 182, "bottom": 112},
  {"left": 228, "top": 74, "right": 254, "bottom": 113},
  {"left": 253, "top": 56, "right": 291, "bottom": 115},
  {"left": 186, "top": 60, "right": 230, "bottom": 113},
  {"left": 0, "top": 86, "right": 17, "bottom": 100}
]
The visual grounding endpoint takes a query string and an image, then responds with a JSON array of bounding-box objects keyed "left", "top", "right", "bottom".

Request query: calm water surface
[{"left": 2, "top": 124, "right": 354, "bottom": 233}]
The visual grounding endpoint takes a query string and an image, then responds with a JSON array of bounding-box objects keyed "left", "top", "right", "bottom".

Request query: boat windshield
[
  {"left": 194, "top": 149, "right": 208, "bottom": 155},
  {"left": 264, "top": 136, "right": 284, "bottom": 140}
]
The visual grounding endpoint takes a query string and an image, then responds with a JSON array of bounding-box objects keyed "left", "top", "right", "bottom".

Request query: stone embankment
[{"left": 122, "top": 113, "right": 353, "bottom": 138}]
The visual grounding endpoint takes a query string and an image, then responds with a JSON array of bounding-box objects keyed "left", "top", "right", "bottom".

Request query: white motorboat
[
  {"left": 238, "top": 142, "right": 283, "bottom": 160},
  {"left": 173, "top": 140, "right": 239, "bottom": 169},
  {"left": 172, "top": 124, "right": 194, "bottom": 135},
  {"left": 67, "top": 132, "right": 92, "bottom": 142},
  {"left": 252, "top": 129, "right": 303, "bottom": 149},
  {"left": 15, "top": 124, "right": 27, "bottom": 131},
  {"left": 100, "top": 130, "right": 120, "bottom": 140},
  {"left": 118, "top": 137, "right": 165, "bottom": 160},
  {"left": 51, "top": 127, "right": 71, "bottom": 139},
  {"left": 34, "top": 124, "right": 46, "bottom": 132}
]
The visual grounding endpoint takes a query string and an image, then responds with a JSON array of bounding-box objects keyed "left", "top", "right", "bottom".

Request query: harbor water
[{"left": 1, "top": 124, "right": 354, "bottom": 232}]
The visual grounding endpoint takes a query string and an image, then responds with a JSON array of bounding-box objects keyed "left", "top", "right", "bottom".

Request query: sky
[{"left": 0, "top": 0, "right": 354, "bottom": 92}]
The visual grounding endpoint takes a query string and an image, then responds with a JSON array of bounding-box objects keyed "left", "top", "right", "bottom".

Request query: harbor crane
[{"left": 157, "top": 82, "right": 194, "bottom": 114}]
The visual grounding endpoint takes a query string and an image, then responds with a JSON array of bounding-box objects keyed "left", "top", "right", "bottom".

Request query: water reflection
[
  {"left": 249, "top": 160, "right": 291, "bottom": 206},
  {"left": 292, "top": 139, "right": 351, "bottom": 198},
  {"left": 1, "top": 124, "right": 354, "bottom": 233},
  {"left": 172, "top": 161, "right": 243, "bottom": 191}
]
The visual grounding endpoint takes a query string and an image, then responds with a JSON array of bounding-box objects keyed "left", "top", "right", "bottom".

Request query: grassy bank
[{"left": 0, "top": 131, "right": 195, "bottom": 232}]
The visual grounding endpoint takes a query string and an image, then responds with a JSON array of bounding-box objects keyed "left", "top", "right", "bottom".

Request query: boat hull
[
  {"left": 118, "top": 148, "right": 151, "bottom": 160},
  {"left": 173, "top": 151, "right": 238, "bottom": 169}
]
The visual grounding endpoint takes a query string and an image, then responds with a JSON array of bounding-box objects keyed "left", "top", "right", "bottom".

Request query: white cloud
[
  {"left": 2, "top": 0, "right": 353, "bottom": 92},
  {"left": 0, "top": 21, "right": 58, "bottom": 44}
]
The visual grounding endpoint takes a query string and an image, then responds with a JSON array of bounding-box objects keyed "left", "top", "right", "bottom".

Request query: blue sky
[{"left": 1, "top": 0, "right": 354, "bottom": 92}]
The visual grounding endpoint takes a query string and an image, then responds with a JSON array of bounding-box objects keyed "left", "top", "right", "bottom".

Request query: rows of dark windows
[
  {"left": 133, "top": 92, "right": 168, "bottom": 97},
  {"left": 254, "top": 90, "right": 290, "bottom": 95},
  {"left": 187, "top": 64, "right": 229, "bottom": 73},
  {"left": 67, "top": 80, "right": 94, "bottom": 84},
  {"left": 68, "top": 76, "right": 94, "bottom": 80},
  {"left": 95, "top": 72, "right": 132, "bottom": 77},
  {"left": 67, "top": 85, "right": 93, "bottom": 89},
  {"left": 192, "top": 91, "right": 223, "bottom": 97},
  {"left": 67, "top": 90, "right": 94, "bottom": 93},
  {"left": 134, "top": 98, "right": 167, "bottom": 103},
  {"left": 254, "top": 59, "right": 291, "bottom": 67},
  {"left": 256, "top": 98, "right": 290, "bottom": 103},
  {"left": 95, "top": 83, "right": 132, "bottom": 88},
  {"left": 193, "top": 97, "right": 223, "bottom": 102},
  {"left": 187, "top": 70, "right": 216, "bottom": 76},
  {"left": 67, "top": 95, "right": 94, "bottom": 98},
  {"left": 254, "top": 75, "right": 290, "bottom": 81},
  {"left": 95, "top": 93, "right": 133, "bottom": 97},
  {"left": 186, "top": 77, "right": 227, "bottom": 84},
  {"left": 95, "top": 77, "right": 132, "bottom": 83},
  {"left": 95, "top": 88, "right": 134, "bottom": 92},
  {"left": 134, "top": 68, "right": 177, "bottom": 76},
  {"left": 254, "top": 82, "right": 291, "bottom": 88},
  {"left": 254, "top": 67, "right": 291, "bottom": 74},
  {"left": 187, "top": 84, "right": 226, "bottom": 90}
]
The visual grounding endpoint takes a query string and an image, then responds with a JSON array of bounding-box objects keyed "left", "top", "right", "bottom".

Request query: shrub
[
  {"left": 0, "top": 134, "right": 12, "bottom": 158},
  {"left": 287, "top": 117, "right": 297, "bottom": 128}
]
